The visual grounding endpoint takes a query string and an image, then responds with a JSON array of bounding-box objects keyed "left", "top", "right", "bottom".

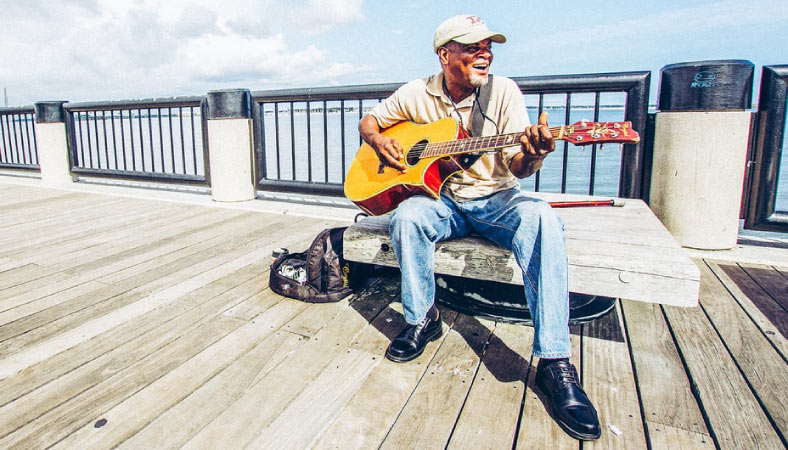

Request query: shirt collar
[{"left": 426, "top": 72, "right": 475, "bottom": 109}]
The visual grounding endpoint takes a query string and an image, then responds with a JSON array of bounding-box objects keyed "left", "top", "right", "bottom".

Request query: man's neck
[{"left": 442, "top": 74, "right": 474, "bottom": 104}]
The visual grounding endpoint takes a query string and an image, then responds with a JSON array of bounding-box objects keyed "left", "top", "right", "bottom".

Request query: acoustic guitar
[{"left": 344, "top": 118, "right": 640, "bottom": 216}]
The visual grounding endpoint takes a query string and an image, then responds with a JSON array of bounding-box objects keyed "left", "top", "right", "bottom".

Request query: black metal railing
[
  {"left": 0, "top": 106, "right": 39, "bottom": 170},
  {"left": 745, "top": 65, "right": 788, "bottom": 231},
  {"left": 65, "top": 97, "right": 209, "bottom": 184},
  {"left": 251, "top": 71, "right": 650, "bottom": 199}
]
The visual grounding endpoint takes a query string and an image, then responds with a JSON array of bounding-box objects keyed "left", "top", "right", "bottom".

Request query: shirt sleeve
[{"left": 368, "top": 80, "right": 425, "bottom": 129}]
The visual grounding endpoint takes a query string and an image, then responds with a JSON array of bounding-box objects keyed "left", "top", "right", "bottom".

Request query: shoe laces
[{"left": 552, "top": 363, "right": 580, "bottom": 387}]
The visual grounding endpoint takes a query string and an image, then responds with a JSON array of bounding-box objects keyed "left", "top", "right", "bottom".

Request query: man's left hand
[{"left": 520, "top": 111, "right": 555, "bottom": 161}]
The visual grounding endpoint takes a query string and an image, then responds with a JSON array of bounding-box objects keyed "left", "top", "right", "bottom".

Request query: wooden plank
[
  {"left": 662, "top": 279, "right": 784, "bottom": 448},
  {"left": 379, "top": 313, "right": 492, "bottom": 449},
  {"left": 245, "top": 348, "right": 380, "bottom": 449},
  {"left": 49, "top": 300, "right": 306, "bottom": 449},
  {"left": 739, "top": 262, "right": 788, "bottom": 311},
  {"left": 620, "top": 300, "right": 712, "bottom": 441},
  {"left": 0, "top": 214, "right": 327, "bottom": 357},
  {"left": 514, "top": 327, "right": 581, "bottom": 449},
  {"left": 707, "top": 261, "right": 788, "bottom": 359},
  {"left": 448, "top": 321, "right": 533, "bottom": 449},
  {"left": 180, "top": 281, "right": 397, "bottom": 449},
  {"left": 582, "top": 306, "right": 647, "bottom": 449},
  {"left": 115, "top": 330, "right": 304, "bottom": 450},
  {"left": 645, "top": 423, "right": 715, "bottom": 449},
  {"left": 715, "top": 262, "right": 788, "bottom": 340},
  {"left": 343, "top": 211, "right": 700, "bottom": 307},
  {"left": 312, "top": 296, "right": 457, "bottom": 450},
  {"left": 694, "top": 261, "right": 788, "bottom": 440},
  {"left": 0, "top": 264, "right": 276, "bottom": 409},
  {"left": 0, "top": 218, "right": 313, "bottom": 377},
  {"left": 0, "top": 316, "right": 245, "bottom": 449}
]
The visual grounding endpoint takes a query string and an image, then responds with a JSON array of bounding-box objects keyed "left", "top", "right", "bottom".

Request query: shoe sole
[
  {"left": 385, "top": 324, "right": 443, "bottom": 363},
  {"left": 536, "top": 376, "right": 602, "bottom": 441}
]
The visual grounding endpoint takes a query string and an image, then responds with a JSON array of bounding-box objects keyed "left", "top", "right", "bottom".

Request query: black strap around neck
[{"left": 470, "top": 74, "right": 493, "bottom": 138}]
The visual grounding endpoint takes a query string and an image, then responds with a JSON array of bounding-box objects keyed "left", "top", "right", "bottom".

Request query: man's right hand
[
  {"left": 359, "top": 115, "right": 407, "bottom": 172},
  {"left": 369, "top": 134, "right": 407, "bottom": 172}
]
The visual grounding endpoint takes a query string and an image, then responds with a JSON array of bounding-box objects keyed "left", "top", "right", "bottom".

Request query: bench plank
[{"left": 344, "top": 193, "right": 700, "bottom": 307}]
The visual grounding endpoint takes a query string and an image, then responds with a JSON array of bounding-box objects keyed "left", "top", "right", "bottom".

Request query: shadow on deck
[{"left": 0, "top": 180, "right": 786, "bottom": 449}]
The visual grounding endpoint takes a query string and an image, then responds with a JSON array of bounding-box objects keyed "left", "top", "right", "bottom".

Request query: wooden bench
[{"left": 344, "top": 192, "right": 700, "bottom": 309}]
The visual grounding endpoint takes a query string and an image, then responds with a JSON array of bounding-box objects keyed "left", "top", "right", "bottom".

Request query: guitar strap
[{"left": 458, "top": 74, "right": 493, "bottom": 169}]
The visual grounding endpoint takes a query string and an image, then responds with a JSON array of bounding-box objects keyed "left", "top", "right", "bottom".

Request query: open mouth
[{"left": 472, "top": 62, "right": 489, "bottom": 73}]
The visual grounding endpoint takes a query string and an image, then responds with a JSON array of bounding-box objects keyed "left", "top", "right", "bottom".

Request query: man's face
[{"left": 442, "top": 39, "right": 493, "bottom": 90}]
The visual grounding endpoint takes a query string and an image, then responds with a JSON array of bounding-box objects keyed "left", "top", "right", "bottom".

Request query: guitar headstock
[{"left": 557, "top": 121, "right": 640, "bottom": 145}]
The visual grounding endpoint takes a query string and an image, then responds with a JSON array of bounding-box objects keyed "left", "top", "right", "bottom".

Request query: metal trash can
[{"left": 649, "top": 60, "right": 754, "bottom": 250}]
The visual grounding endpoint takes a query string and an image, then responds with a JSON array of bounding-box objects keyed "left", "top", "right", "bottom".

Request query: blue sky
[{"left": 1, "top": 0, "right": 786, "bottom": 105}]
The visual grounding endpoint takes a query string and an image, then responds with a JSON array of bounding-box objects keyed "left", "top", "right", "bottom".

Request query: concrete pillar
[
  {"left": 649, "top": 60, "right": 754, "bottom": 250},
  {"left": 205, "top": 89, "right": 256, "bottom": 202},
  {"left": 34, "top": 101, "right": 76, "bottom": 185}
]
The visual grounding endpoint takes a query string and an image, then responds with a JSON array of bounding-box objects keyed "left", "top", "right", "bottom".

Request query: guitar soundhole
[{"left": 406, "top": 140, "right": 428, "bottom": 166}]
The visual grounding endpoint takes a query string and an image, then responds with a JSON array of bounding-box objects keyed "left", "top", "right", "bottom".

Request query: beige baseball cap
[{"left": 433, "top": 15, "right": 506, "bottom": 53}]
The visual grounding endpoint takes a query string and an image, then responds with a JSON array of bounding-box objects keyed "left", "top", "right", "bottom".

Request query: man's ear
[{"left": 438, "top": 46, "right": 450, "bottom": 65}]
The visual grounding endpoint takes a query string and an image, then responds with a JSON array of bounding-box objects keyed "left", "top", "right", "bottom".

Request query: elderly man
[{"left": 357, "top": 15, "right": 601, "bottom": 440}]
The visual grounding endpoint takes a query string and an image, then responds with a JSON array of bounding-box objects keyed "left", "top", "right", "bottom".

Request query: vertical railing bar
[
  {"left": 589, "top": 92, "right": 601, "bottom": 195},
  {"left": 179, "top": 107, "right": 186, "bottom": 174},
  {"left": 23, "top": 113, "right": 33, "bottom": 164},
  {"left": 101, "top": 110, "right": 110, "bottom": 170},
  {"left": 19, "top": 114, "right": 29, "bottom": 164},
  {"left": 11, "top": 113, "right": 21, "bottom": 164},
  {"left": 274, "top": 103, "right": 281, "bottom": 179},
  {"left": 190, "top": 106, "right": 197, "bottom": 175},
  {"left": 260, "top": 103, "right": 267, "bottom": 180},
  {"left": 0, "top": 115, "right": 8, "bottom": 163},
  {"left": 138, "top": 108, "right": 145, "bottom": 172},
  {"left": 561, "top": 93, "right": 572, "bottom": 193},
  {"left": 76, "top": 112, "right": 85, "bottom": 167},
  {"left": 148, "top": 108, "right": 155, "bottom": 172},
  {"left": 535, "top": 93, "right": 544, "bottom": 191},
  {"left": 358, "top": 99, "right": 363, "bottom": 146},
  {"left": 119, "top": 110, "right": 128, "bottom": 170},
  {"left": 323, "top": 100, "right": 328, "bottom": 182},
  {"left": 1, "top": 115, "right": 10, "bottom": 163},
  {"left": 92, "top": 111, "right": 101, "bottom": 169},
  {"left": 87, "top": 112, "right": 96, "bottom": 168},
  {"left": 30, "top": 113, "right": 38, "bottom": 164},
  {"left": 290, "top": 101, "right": 296, "bottom": 181},
  {"left": 168, "top": 107, "right": 175, "bottom": 175},
  {"left": 158, "top": 107, "right": 165, "bottom": 173},
  {"left": 110, "top": 110, "right": 119, "bottom": 170},
  {"left": 128, "top": 109, "right": 136, "bottom": 171},
  {"left": 306, "top": 100, "right": 312, "bottom": 182},
  {"left": 340, "top": 100, "right": 346, "bottom": 183}
]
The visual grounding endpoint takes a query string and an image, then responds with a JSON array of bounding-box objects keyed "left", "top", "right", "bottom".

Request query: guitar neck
[{"left": 422, "top": 126, "right": 571, "bottom": 158}]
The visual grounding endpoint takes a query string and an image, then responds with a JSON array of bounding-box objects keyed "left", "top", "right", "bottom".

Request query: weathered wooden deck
[{"left": 1, "top": 180, "right": 786, "bottom": 449}]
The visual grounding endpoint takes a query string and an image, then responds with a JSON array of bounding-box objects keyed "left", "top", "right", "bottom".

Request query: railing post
[
  {"left": 205, "top": 89, "right": 255, "bottom": 202},
  {"left": 649, "top": 60, "right": 754, "bottom": 249},
  {"left": 34, "top": 101, "right": 76, "bottom": 185}
]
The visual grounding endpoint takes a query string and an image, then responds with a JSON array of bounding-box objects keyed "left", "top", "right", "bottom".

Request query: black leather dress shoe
[
  {"left": 385, "top": 305, "right": 442, "bottom": 363},
  {"left": 535, "top": 358, "right": 601, "bottom": 440}
]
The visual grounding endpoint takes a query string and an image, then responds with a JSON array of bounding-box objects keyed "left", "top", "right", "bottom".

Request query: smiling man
[{"left": 357, "top": 15, "right": 601, "bottom": 441}]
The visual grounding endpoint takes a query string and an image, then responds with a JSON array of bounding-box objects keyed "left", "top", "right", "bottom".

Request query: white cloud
[{"left": 0, "top": 0, "right": 368, "bottom": 104}]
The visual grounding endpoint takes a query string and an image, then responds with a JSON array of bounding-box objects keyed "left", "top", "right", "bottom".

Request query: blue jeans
[{"left": 389, "top": 188, "right": 571, "bottom": 358}]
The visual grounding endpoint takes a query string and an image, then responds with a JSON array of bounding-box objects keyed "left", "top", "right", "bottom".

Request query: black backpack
[{"left": 269, "top": 227, "right": 365, "bottom": 303}]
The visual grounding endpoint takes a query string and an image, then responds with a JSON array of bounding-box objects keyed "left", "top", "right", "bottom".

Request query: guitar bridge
[{"left": 377, "top": 161, "right": 385, "bottom": 174}]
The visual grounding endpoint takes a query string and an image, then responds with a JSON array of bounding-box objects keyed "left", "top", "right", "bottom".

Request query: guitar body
[{"left": 344, "top": 119, "right": 465, "bottom": 216}]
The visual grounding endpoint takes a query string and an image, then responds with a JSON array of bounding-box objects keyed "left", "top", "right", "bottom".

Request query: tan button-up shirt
[{"left": 368, "top": 72, "right": 530, "bottom": 201}]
